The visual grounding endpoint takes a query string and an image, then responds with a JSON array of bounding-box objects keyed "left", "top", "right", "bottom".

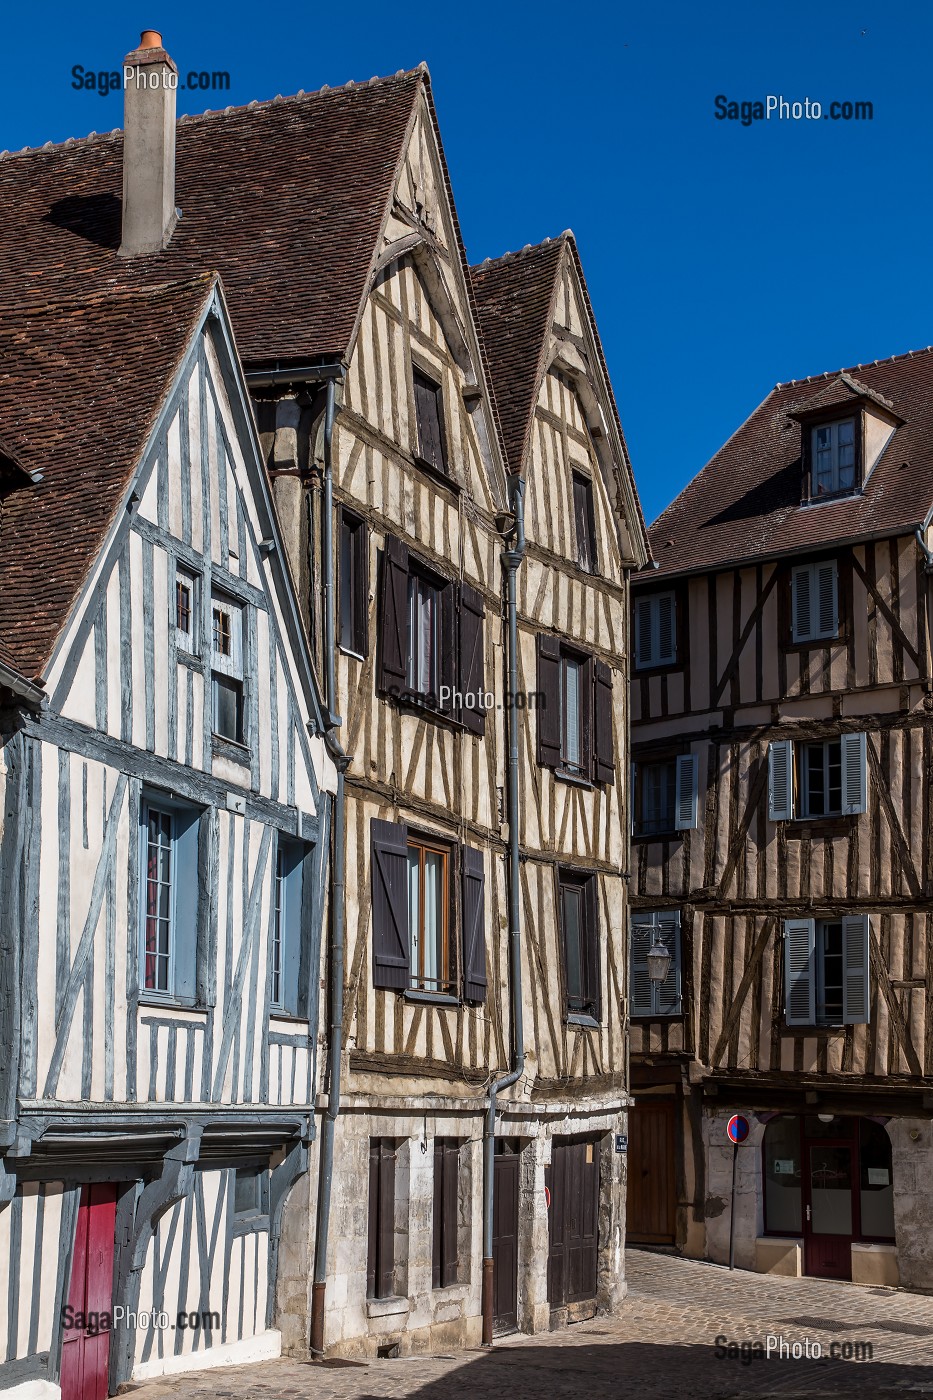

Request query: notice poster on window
[
  {"left": 867, "top": 1168, "right": 890, "bottom": 1186},
  {"left": 772, "top": 1159, "right": 795, "bottom": 1176}
]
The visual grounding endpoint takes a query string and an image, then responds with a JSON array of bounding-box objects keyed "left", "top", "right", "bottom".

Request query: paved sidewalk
[{"left": 125, "top": 1249, "right": 933, "bottom": 1399}]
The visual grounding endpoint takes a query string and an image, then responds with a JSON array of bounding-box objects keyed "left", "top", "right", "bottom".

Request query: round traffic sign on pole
[{"left": 727, "top": 1114, "right": 750, "bottom": 1144}]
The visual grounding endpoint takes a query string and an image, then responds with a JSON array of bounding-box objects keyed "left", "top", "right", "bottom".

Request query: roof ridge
[
  {"left": 471, "top": 232, "right": 573, "bottom": 272},
  {"left": 0, "top": 66, "right": 427, "bottom": 161},
  {"left": 0, "top": 272, "right": 217, "bottom": 318},
  {"left": 777, "top": 342, "right": 933, "bottom": 389}
]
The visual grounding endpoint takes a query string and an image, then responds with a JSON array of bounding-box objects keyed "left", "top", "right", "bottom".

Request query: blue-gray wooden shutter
[
  {"left": 655, "top": 910, "right": 682, "bottom": 1016},
  {"left": 457, "top": 582, "right": 485, "bottom": 735},
  {"left": 768, "top": 739, "right": 794, "bottom": 821},
  {"left": 784, "top": 918, "right": 816, "bottom": 1026},
  {"left": 674, "top": 753, "right": 698, "bottom": 830},
  {"left": 378, "top": 534, "right": 408, "bottom": 697},
  {"left": 657, "top": 592, "right": 676, "bottom": 664},
  {"left": 536, "top": 634, "right": 562, "bottom": 768},
  {"left": 371, "top": 818, "right": 410, "bottom": 990},
  {"left": 816, "top": 561, "right": 838, "bottom": 638},
  {"left": 629, "top": 915, "right": 654, "bottom": 1018},
  {"left": 173, "top": 807, "right": 201, "bottom": 1002},
  {"left": 841, "top": 731, "right": 867, "bottom": 814},
  {"left": 791, "top": 564, "right": 812, "bottom": 642},
  {"left": 592, "top": 659, "right": 614, "bottom": 785},
  {"left": 842, "top": 914, "right": 870, "bottom": 1024},
  {"left": 461, "top": 845, "right": 487, "bottom": 1003},
  {"left": 634, "top": 596, "right": 654, "bottom": 668}
]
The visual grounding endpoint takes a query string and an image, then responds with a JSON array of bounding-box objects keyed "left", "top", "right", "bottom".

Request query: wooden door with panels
[
  {"left": 59, "top": 1184, "right": 118, "bottom": 1400},
  {"left": 492, "top": 1142, "right": 520, "bottom": 1332},
  {"left": 626, "top": 1099, "right": 676, "bottom": 1245}
]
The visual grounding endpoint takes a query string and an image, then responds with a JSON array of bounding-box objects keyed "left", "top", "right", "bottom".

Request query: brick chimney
[{"left": 119, "top": 30, "right": 178, "bottom": 257}]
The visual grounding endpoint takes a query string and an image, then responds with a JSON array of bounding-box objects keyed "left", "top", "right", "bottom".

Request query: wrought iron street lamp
[{"left": 646, "top": 937, "right": 672, "bottom": 986}]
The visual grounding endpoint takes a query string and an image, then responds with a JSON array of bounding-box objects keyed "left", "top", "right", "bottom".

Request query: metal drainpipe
[
  {"left": 310, "top": 373, "right": 349, "bottom": 1357},
  {"left": 482, "top": 477, "right": 527, "bottom": 1346}
]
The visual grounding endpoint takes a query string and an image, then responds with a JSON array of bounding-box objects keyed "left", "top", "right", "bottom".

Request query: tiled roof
[
  {"left": 471, "top": 234, "right": 648, "bottom": 550},
  {"left": 0, "top": 275, "right": 215, "bottom": 680},
  {"left": 0, "top": 71, "right": 424, "bottom": 364},
  {"left": 645, "top": 347, "right": 933, "bottom": 580}
]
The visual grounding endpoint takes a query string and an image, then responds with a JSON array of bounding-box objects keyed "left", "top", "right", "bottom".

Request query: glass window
[
  {"left": 339, "top": 511, "right": 367, "bottom": 655},
  {"left": 559, "top": 872, "right": 599, "bottom": 1019},
  {"left": 561, "top": 656, "right": 583, "bottom": 772},
  {"left": 572, "top": 472, "right": 597, "bottom": 573},
  {"left": 859, "top": 1120, "right": 895, "bottom": 1240},
  {"left": 175, "top": 570, "right": 198, "bottom": 650},
  {"left": 638, "top": 759, "right": 677, "bottom": 835},
  {"left": 407, "top": 574, "right": 439, "bottom": 700},
  {"left": 812, "top": 419, "right": 857, "bottom": 497},
  {"left": 211, "top": 596, "right": 245, "bottom": 744},
  {"left": 802, "top": 739, "right": 842, "bottom": 818},
  {"left": 763, "top": 1116, "right": 802, "bottom": 1234},
  {"left": 144, "top": 808, "right": 173, "bottom": 993},
  {"left": 817, "top": 921, "right": 844, "bottom": 1024},
  {"left": 408, "top": 838, "right": 450, "bottom": 993}
]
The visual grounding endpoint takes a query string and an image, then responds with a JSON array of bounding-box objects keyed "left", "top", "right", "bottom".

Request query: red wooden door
[
  {"left": 803, "top": 1144, "right": 853, "bottom": 1281},
  {"left": 60, "top": 1185, "right": 118, "bottom": 1400},
  {"left": 626, "top": 1101, "right": 676, "bottom": 1245},
  {"left": 492, "top": 1150, "right": 519, "bottom": 1331}
]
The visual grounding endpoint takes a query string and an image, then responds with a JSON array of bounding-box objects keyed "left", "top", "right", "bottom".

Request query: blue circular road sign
[{"left": 727, "top": 1114, "right": 750, "bottom": 1144}]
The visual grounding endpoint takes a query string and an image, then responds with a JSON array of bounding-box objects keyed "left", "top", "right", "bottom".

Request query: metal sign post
[{"left": 726, "top": 1115, "right": 749, "bottom": 1271}]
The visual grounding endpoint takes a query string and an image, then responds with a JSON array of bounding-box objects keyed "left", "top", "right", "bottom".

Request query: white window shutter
[
  {"left": 792, "top": 565, "right": 811, "bottom": 642},
  {"left": 635, "top": 598, "right": 654, "bottom": 668},
  {"left": 629, "top": 916, "right": 655, "bottom": 1018},
  {"left": 656, "top": 910, "right": 682, "bottom": 1016},
  {"left": 842, "top": 915, "right": 870, "bottom": 1024},
  {"left": 816, "top": 561, "right": 838, "bottom": 638},
  {"left": 784, "top": 918, "right": 816, "bottom": 1025},
  {"left": 768, "top": 740, "right": 794, "bottom": 821},
  {"left": 841, "top": 731, "right": 867, "bottom": 814},
  {"left": 674, "top": 754, "right": 698, "bottom": 830},
  {"left": 657, "top": 593, "right": 676, "bottom": 664}
]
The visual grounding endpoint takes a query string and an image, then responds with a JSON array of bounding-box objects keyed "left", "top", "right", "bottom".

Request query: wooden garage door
[{"left": 627, "top": 1100, "right": 676, "bottom": 1245}]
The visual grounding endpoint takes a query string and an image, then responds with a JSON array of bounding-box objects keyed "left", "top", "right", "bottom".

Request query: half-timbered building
[
  {"left": 0, "top": 30, "right": 648, "bottom": 1369},
  {"left": 628, "top": 349, "right": 933, "bottom": 1291},
  {"left": 0, "top": 264, "right": 336, "bottom": 1399}
]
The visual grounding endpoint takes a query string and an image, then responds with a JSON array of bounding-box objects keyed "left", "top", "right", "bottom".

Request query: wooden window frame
[
  {"left": 412, "top": 365, "right": 449, "bottom": 478},
  {"left": 175, "top": 567, "right": 199, "bottom": 654},
  {"left": 559, "top": 648, "right": 592, "bottom": 779},
  {"left": 338, "top": 506, "right": 369, "bottom": 658},
  {"left": 798, "top": 738, "right": 844, "bottom": 820},
  {"left": 558, "top": 868, "right": 600, "bottom": 1023},
  {"left": 571, "top": 470, "right": 598, "bottom": 574},
  {"left": 632, "top": 753, "right": 677, "bottom": 839},
  {"left": 270, "top": 837, "right": 308, "bottom": 1018},
  {"left": 210, "top": 592, "right": 246, "bottom": 747},
  {"left": 800, "top": 412, "right": 864, "bottom": 503},
  {"left": 138, "top": 793, "right": 202, "bottom": 1007},
  {"left": 780, "top": 553, "right": 850, "bottom": 654},
  {"left": 407, "top": 833, "right": 455, "bottom": 996}
]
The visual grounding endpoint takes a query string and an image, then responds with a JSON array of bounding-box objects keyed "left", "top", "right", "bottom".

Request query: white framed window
[
  {"left": 407, "top": 835, "right": 452, "bottom": 994},
  {"left": 791, "top": 560, "right": 838, "bottom": 642},
  {"left": 812, "top": 419, "right": 856, "bottom": 497},
  {"left": 633, "top": 753, "right": 698, "bottom": 835},
  {"left": 139, "top": 796, "right": 200, "bottom": 1002},
  {"left": 635, "top": 591, "right": 676, "bottom": 669},
  {"left": 175, "top": 568, "right": 199, "bottom": 652},
  {"left": 768, "top": 733, "right": 867, "bottom": 821},
  {"left": 630, "top": 910, "right": 682, "bottom": 1017},
  {"left": 784, "top": 916, "right": 869, "bottom": 1025},
  {"left": 407, "top": 572, "right": 440, "bottom": 700},
  {"left": 211, "top": 595, "right": 245, "bottom": 744}
]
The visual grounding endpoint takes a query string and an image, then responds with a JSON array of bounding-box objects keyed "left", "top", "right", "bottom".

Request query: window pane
[
  {"left": 408, "top": 847, "right": 420, "bottom": 980},
  {"left": 804, "top": 743, "right": 825, "bottom": 816},
  {"left": 176, "top": 580, "right": 192, "bottom": 636},
  {"left": 213, "top": 607, "right": 231, "bottom": 656},
  {"left": 145, "top": 810, "right": 172, "bottom": 992},
  {"left": 763, "top": 1116, "right": 802, "bottom": 1233},
  {"left": 827, "top": 739, "right": 842, "bottom": 814},
  {"left": 423, "top": 851, "right": 443, "bottom": 985},
  {"left": 562, "top": 886, "right": 583, "bottom": 1007},
  {"left": 271, "top": 847, "right": 284, "bottom": 1006},
  {"left": 642, "top": 761, "right": 675, "bottom": 833},
  {"left": 860, "top": 1121, "right": 895, "bottom": 1239},
  {"left": 820, "top": 921, "right": 844, "bottom": 1023},
  {"left": 809, "top": 1146, "right": 853, "bottom": 1235},
  {"left": 213, "top": 674, "right": 243, "bottom": 742},
  {"left": 407, "top": 577, "right": 438, "bottom": 697},
  {"left": 339, "top": 519, "right": 354, "bottom": 649},
  {"left": 563, "top": 659, "right": 581, "bottom": 769}
]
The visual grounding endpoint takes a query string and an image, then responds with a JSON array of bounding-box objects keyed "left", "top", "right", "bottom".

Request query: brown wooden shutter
[
  {"left": 414, "top": 370, "right": 447, "bottom": 473},
  {"left": 441, "top": 1143, "right": 459, "bottom": 1286},
  {"left": 461, "top": 845, "right": 487, "bottom": 1003},
  {"left": 371, "top": 818, "right": 409, "bottom": 990},
  {"left": 583, "top": 875, "right": 601, "bottom": 1022},
  {"left": 432, "top": 1141, "right": 443, "bottom": 1289},
  {"left": 458, "top": 582, "right": 485, "bottom": 735},
  {"left": 378, "top": 534, "right": 408, "bottom": 695},
  {"left": 592, "top": 659, "right": 614, "bottom": 784},
  {"left": 378, "top": 1140, "right": 396, "bottom": 1299},
  {"left": 536, "top": 634, "right": 561, "bottom": 768}
]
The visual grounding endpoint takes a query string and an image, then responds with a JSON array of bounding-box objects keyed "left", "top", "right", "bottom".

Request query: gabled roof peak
[
  {"left": 474, "top": 230, "right": 575, "bottom": 270},
  {"left": 776, "top": 342, "right": 933, "bottom": 390}
]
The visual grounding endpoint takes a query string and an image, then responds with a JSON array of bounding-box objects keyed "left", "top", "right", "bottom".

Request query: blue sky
[{"left": 3, "top": 2, "right": 929, "bottom": 524}]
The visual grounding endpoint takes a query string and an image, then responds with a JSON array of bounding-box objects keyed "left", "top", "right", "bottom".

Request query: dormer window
[{"left": 812, "top": 419, "right": 856, "bottom": 497}]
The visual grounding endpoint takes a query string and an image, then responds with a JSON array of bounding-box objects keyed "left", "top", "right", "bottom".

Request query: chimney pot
[{"left": 139, "top": 30, "right": 163, "bottom": 49}]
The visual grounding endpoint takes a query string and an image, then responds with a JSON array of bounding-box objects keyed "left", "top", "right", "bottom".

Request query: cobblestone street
[{"left": 127, "top": 1249, "right": 933, "bottom": 1399}]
